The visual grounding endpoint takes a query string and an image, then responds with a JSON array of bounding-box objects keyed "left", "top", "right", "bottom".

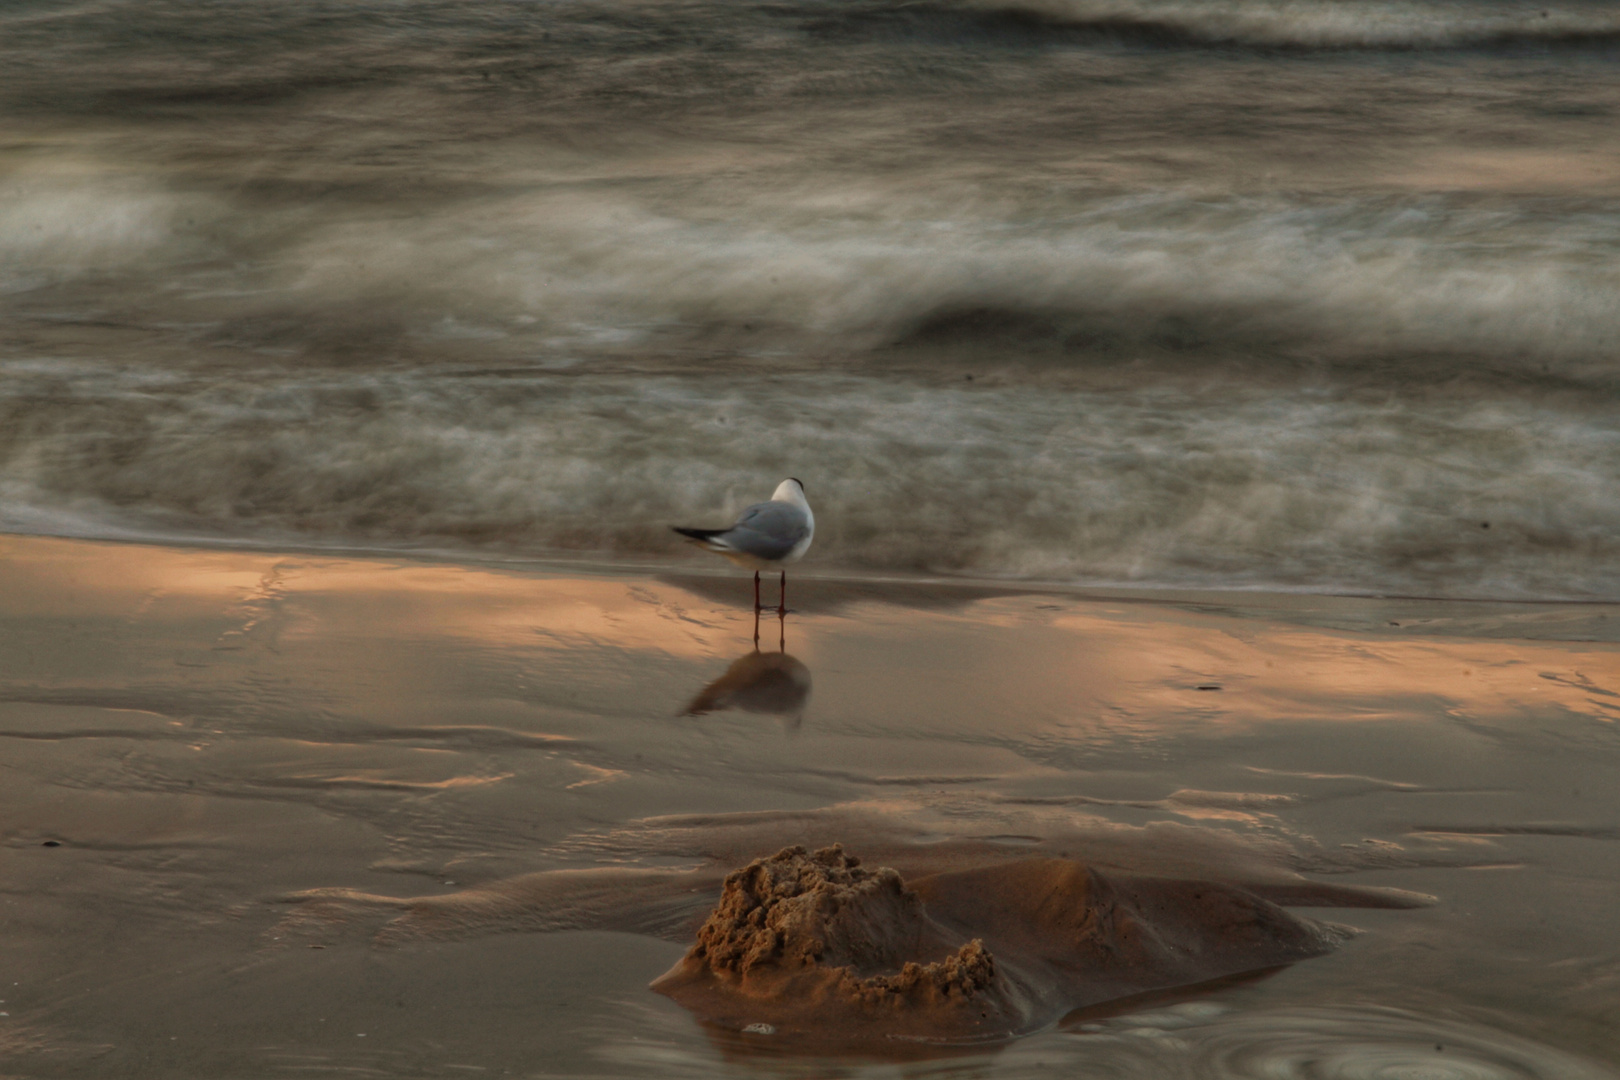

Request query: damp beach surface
[{"left": 0, "top": 533, "right": 1617, "bottom": 1077}]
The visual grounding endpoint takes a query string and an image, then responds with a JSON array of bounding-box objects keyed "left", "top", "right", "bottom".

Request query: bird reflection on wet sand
[{"left": 682, "top": 610, "right": 811, "bottom": 726}]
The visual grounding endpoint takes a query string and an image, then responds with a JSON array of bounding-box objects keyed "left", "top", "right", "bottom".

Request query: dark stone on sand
[{"left": 651, "top": 844, "right": 1344, "bottom": 1047}]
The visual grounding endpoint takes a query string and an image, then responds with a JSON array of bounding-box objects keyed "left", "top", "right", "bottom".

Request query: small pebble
[
  {"left": 742, "top": 1023, "right": 775, "bottom": 1035},
  {"left": 41, "top": 841, "right": 60, "bottom": 848}
]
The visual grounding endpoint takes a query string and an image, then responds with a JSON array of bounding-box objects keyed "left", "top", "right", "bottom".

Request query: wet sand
[{"left": 1, "top": 534, "right": 1618, "bottom": 1077}]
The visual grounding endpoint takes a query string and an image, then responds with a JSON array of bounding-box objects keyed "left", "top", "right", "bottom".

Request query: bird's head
[{"left": 772, "top": 477, "right": 809, "bottom": 508}]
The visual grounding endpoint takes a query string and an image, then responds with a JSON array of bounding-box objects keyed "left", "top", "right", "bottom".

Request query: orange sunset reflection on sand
[
  {"left": 1, "top": 535, "right": 1615, "bottom": 737},
  {"left": 1037, "top": 602, "right": 1620, "bottom": 730}
]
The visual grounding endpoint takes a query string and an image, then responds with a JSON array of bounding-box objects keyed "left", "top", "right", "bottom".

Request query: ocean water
[{"left": 3, "top": 0, "right": 1619, "bottom": 597}]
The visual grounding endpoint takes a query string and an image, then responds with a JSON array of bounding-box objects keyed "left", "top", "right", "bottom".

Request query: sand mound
[
  {"left": 652, "top": 845, "right": 1344, "bottom": 1047},
  {"left": 686, "top": 844, "right": 998, "bottom": 1009}
]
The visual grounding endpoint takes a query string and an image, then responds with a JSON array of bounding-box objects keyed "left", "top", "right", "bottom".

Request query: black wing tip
[{"left": 672, "top": 526, "right": 720, "bottom": 541}]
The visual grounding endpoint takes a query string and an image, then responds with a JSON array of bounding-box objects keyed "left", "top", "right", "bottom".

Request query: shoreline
[{"left": 6, "top": 528, "right": 1619, "bottom": 629}]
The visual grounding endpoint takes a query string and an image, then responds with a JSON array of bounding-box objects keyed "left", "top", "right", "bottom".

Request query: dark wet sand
[{"left": 1, "top": 534, "right": 1618, "bottom": 1077}]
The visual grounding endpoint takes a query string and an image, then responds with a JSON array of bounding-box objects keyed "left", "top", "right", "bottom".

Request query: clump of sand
[
  {"left": 687, "top": 844, "right": 998, "bottom": 1010},
  {"left": 653, "top": 844, "right": 1345, "bottom": 1047}
]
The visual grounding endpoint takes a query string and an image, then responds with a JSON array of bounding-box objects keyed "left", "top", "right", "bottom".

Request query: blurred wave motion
[{"left": 2, "top": 0, "right": 1618, "bottom": 598}]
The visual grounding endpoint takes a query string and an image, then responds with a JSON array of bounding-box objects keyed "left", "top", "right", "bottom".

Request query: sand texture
[
  {"left": 1, "top": 536, "right": 1618, "bottom": 1077},
  {"left": 652, "top": 845, "right": 1341, "bottom": 1046}
]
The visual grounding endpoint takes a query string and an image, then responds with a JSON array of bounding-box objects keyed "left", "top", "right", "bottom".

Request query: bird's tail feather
[{"left": 672, "top": 526, "right": 726, "bottom": 547}]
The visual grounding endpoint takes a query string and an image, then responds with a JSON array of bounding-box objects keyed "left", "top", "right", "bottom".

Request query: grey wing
[{"left": 721, "top": 501, "right": 811, "bottom": 561}]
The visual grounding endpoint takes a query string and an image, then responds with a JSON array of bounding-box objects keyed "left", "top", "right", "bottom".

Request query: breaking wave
[
  {"left": 3, "top": 171, "right": 1619, "bottom": 382},
  {"left": 960, "top": 0, "right": 1620, "bottom": 51},
  {"left": 3, "top": 357, "right": 1618, "bottom": 600},
  {"left": 4, "top": 0, "right": 1619, "bottom": 600}
]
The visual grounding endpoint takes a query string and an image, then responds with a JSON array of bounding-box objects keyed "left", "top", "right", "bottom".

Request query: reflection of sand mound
[{"left": 653, "top": 845, "right": 1344, "bottom": 1047}]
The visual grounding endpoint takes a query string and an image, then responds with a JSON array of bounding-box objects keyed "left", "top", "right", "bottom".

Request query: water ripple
[{"left": 1067, "top": 1005, "right": 1616, "bottom": 1080}]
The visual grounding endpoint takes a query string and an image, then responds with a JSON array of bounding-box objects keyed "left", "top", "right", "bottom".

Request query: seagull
[{"left": 672, "top": 479, "right": 814, "bottom": 613}]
